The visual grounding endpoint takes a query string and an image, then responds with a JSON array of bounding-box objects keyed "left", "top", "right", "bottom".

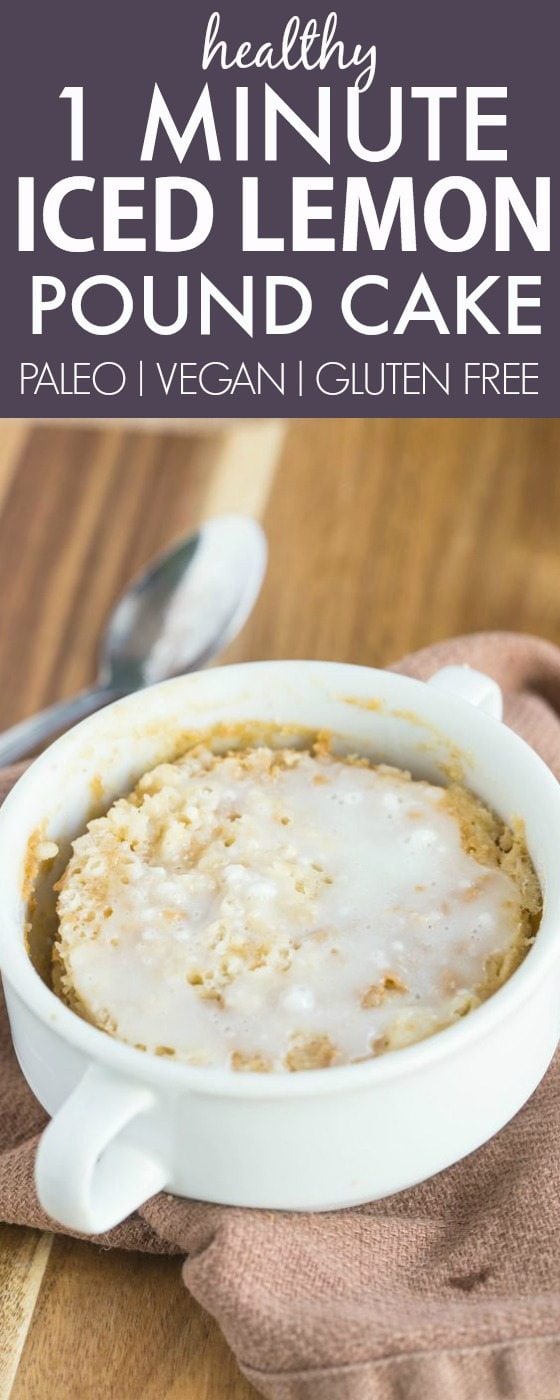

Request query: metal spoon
[{"left": 0, "top": 515, "right": 267, "bottom": 766}]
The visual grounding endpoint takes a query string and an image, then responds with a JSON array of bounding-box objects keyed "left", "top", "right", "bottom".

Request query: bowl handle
[
  {"left": 428, "top": 665, "right": 503, "bottom": 720},
  {"left": 35, "top": 1065, "right": 170, "bottom": 1234}
]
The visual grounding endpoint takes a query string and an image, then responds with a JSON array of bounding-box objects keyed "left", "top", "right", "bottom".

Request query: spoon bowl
[
  {"left": 101, "top": 516, "right": 267, "bottom": 691},
  {"left": 0, "top": 516, "right": 267, "bottom": 766}
]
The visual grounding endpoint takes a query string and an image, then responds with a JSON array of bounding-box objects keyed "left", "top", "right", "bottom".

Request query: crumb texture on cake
[{"left": 53, "top": 742, "right": 541, "bottom": 1070}]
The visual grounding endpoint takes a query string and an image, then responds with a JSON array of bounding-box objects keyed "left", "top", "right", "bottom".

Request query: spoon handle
[{"left": 0, "top": 685, "right": 118, "bottom": 767}]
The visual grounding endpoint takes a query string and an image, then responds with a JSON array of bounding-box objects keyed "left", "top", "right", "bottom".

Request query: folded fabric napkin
[{"left": 1, "top": 632, "right": 560, "bottom": 1400}]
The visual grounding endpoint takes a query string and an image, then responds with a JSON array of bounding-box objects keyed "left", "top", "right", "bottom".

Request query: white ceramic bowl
[{"left": 0, "top": 660, "right": 559, "bottom": 1235}]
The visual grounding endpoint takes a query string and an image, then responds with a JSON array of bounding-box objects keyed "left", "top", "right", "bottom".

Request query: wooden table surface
[{"left": 0, "top": 416, "right": 559, "bottom": 1398}]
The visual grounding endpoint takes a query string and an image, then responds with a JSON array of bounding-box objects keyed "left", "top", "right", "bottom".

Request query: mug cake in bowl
[{"left": 0, "top": 659, "right": 557, "bottom": 1232}]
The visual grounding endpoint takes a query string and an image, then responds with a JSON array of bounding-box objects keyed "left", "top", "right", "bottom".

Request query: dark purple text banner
[{"left": 1, "top": 0, "right": 557, "bottom": 416}]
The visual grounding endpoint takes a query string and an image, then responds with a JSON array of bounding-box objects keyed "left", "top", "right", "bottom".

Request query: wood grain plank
[
  {"left": 0, "top": 423, "right": 30, "bottom": 514},
  {"left": 200, "top": 420, "right": 285, "bottom": 520},
  {"left": 10, "top": 1241, "right": 255, "bottom": 1400},
  {"left": 0, "top": 1228, "right": 53, "bottom": 1398},
  {"left": 230, "top": 418, "right": 560, "bottom": 668}
]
